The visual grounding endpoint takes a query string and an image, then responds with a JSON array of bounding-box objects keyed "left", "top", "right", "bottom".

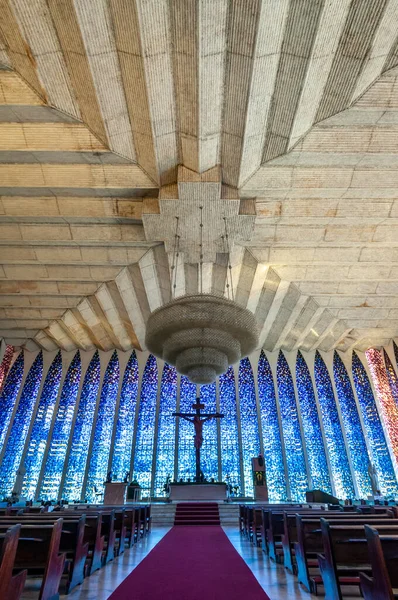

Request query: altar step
[
  {"left": 151, "top": 502, "right": 239, "bottom": 526},
  {"left": 174, "top": 502, "right": 220, "bottom": 526}
]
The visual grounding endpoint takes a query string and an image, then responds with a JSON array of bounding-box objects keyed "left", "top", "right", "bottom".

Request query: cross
[{"left": 173, "top": 399, "right": 224, "bottom": 483}]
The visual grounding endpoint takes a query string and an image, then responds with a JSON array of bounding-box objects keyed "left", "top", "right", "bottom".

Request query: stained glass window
[
  {"left": 39, "top": 352, "right": 81, "bottom": 501},
  {"left": 199, "top": 382, "right": 218, "bottom": 481},
  {"left": 85, "top": 351, "right": 119, "bottom": 502},
  {"left": 258, "top": 351, "right": 286, "bottom": 501},
  {"left": 384, "top": 350, "right": 398, "bottom": 410},
  {"left": 21, "top": 352, "right": 63, "bottom": 499},
  {"left": 153, "top": 364, "right": 177, "bottom": 496},
  {"left": 295, "top": 351, "right": 331, "bottom": 494},
  {"left": 0, "top": 352, "right": 24, "bottom": 451},
  {"left": 177, "top": 375, "right": 197, "bottom": 481},
  {"left": 352, "top": 352, "right": 398, "bottom": 497},
  {"left": 0, "top": 352, "right": 43, "bottom": 499},
  {"left": 314, "top": 351, "right": 354, "bottom": 498},
  {"left": 366, "top": 348, "right": 398, "bottom": 467},
  {"left": 239, "top": 357, "right": 260, "bottom": 498},
  {"left": 219, "top": 367, "right": 241, "bottom": 492},
  {"left": 0, "top": 345, "right": 15, "bottom": 391},
  {"left": 62, "top": 351, "right": 101, "bottom": 501},
  {"left": 111, "top": 352, "right": 139, "bottom": 482},
  {"left": 276, "top": 351, "right": 307, "bottom": 502},
  {"left": 132, "top": 355, "right": 158, "bottom": 492},
  {"left": 333, "top": 352, "right": 371, "bottom": 498}
]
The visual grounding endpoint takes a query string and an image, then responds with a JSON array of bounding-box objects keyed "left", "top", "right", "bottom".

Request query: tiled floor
[{"left": 20, "top": 526, "right": 353, "bottom": 600}]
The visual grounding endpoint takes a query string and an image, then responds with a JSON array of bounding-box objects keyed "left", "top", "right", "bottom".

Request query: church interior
[{"left": 1, "top": 0, "right": 398, "bottom": 598}]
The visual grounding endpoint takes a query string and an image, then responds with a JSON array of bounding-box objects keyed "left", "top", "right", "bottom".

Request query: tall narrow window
[
  {"left": 0, "top": 352, "right": 43, "bottom": 498},
  {"left": 177, "top": 375, "right": 197, "bottom": 480},
  {"left": 86, "top": 351, "right": 119, "bottom": 502},
  {"left": 40, "top": 352, "right": 81, "bottom": 501},
  {"left": 296, "top": 351, "right": 331, "bottom": 494},
  {"left": 333, "top": 352, "right": 371, "bottom": 498},
  {"left": 62, "top": 351, "right": 101, "bottom": 501},
  {"left": 132, "top": 355, "right": 158, "bottom": 492},
  {"left": 153, "top": 364, "right": 177, "bottom": 496},
  {"left": 219, "top": 367, "right": 241, "bottom": 492},
  {"left": 239, "top": 357, "right": 260, "bottom": 498},
  {"left": 0, "top": 352, "right": 24, "bottom": 451},
  {"left": 314, "top": 351, "right": 354, "bottom": 499},
  {"left": 21, "top": 352, "right": 63, "bottom": 500},
  {"left": 199, "top": 382, "right": 218, "bottom": 480},
  {"left": 384, "top": 350, "right": 398, "bottom": 409},
  {"left": 276, "top": 351, "right": 307, "bottom": 502},
  {"left": 352, "top": 352, "right": 398, "bottom": 497},
  {"left": 366, "top": 348, "right": 398, "bottom": 466},
  {"left": 258, "top": 351, "right": 286, "bottom": 501},
  {"left": 111, "top": 352, "right": 139, "bottom": 482},
  {"left": 0, "top": 345, "right": 15, "bottom": 391}
]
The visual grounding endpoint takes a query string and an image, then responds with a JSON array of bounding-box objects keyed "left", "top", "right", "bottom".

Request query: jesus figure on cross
[{"left": 173, "top": 399, "right": 224, "bottom": 483}]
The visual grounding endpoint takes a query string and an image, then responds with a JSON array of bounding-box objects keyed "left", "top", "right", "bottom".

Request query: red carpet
[{"left": 109, "top": 526, "right": 270, "bottom": 600}]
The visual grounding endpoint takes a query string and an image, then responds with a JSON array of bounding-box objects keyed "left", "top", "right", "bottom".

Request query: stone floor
[{"left": 21, "top": 526, "right": 361, "bottom": 600}]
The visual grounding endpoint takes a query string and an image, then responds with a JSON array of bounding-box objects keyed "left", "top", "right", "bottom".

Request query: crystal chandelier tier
[{"left": 145, "top": 293, "right": 259, "bottom": 384}]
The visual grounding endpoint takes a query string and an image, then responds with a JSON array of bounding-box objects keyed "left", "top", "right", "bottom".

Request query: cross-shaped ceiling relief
[{"left": 142, "top": 167, "right": 256, "bottom": 263}]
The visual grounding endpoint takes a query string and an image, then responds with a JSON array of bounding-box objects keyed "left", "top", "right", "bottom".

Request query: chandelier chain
[
  {"left": 171, "top": 216, "right": 180, "bottom": 299},
  {"left": 223, "top": 217, "right": 235, "bottom": 302},
  {"left": 199, "top": 206, "right": 203, "bottom": 295}
]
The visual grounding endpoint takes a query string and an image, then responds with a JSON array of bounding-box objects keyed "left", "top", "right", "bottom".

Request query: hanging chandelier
[{"left": 145, "top": 206, "right": 259, "bottom": 384}]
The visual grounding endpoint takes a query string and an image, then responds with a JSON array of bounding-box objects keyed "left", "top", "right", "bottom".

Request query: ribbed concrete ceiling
[{"left": 0, "top": 0, "right": 398, "bottom": 353}]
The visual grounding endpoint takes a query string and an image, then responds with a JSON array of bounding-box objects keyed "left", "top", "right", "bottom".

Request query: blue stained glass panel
[
  {"left": 39, "top": 352, "right": 81, "bottom": 501},
  {"left": 177, "top": 375, "right": 197, "bottom": 481},
  {"left": 258, "top": 351, "right": 287, "bottom": 501},
  {"left": 111, "top": 352, "right": 139, "bottom": 482},
  {"left": 352, "top": 352, "right": 398, "bottom": 497},
  {"left": 62, "top": 351, "right": 101, "bottom": 501},
  {"left": 276, "top": 352, "right": 307, "bottom": 502},
  {"left": 133, "top": 355, "right": 158, "bottom": 492},
  {"left": 219, "top": 367, "right": 241, "bottom": 492},
  {"left": 153, "top": 364, "right": 177, "bottom": 496},
  {"left": 0, "top": 352, "right": 24, "bottom": 451},
  {"left": 86, "top": 351, "right": 119, "bottom": 502},
  {"left": 21, "top": 352, "right": 63, "bottom": 499},
  {"left": 333, "top": 352, "right": 371, "bottom": 498},
  {"left": 296, "top": 351, "right": 331, "bottom": 494},
  {"left": 199, "top": 383, "right": 218, "bottom": 481},
  {"left": 314, "top": 352, "right": 354, "bottom": 499},
  {"left": 239, "top": 357, "right": 260, "bottom": 497},
  {"left": 0, "top": 352, "right": 43, "bottom": 499}
]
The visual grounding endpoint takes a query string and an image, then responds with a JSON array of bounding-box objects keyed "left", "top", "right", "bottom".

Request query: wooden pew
[
  {"left": 282, "top": 511, "right": 395, "bottom": 576},
  {"left": 360, "top": 525, "right": 398, "bottom": 600},
  {"left": 0, "top": 519, "right": 65, "bottom": 600},
  {"left": 318, "top": 520, "right": 398, "bottom": 600},
  {"left": 0, "top": 513, "right": 99, "bottom": 587},
  {"left": 261, "top": 508, "right": 323, "bottom": 559},
  {"left": 0, "top": 524, "right": 27, "bottom": 600},
  {"left": 124, "top": 508, "right": 136, "bottom": 548},
  {"left": 295, "top": 515, "right": 397, "bottom": 594}
]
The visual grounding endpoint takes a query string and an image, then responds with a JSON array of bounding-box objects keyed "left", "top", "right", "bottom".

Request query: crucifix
[{"left": 173, "top": 399, "right": 224, "bottom": 483}]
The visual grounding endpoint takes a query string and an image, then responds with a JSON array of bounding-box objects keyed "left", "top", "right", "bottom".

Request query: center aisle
[{"left": 109, "top": 526, "right": 270, "bottom": 600}]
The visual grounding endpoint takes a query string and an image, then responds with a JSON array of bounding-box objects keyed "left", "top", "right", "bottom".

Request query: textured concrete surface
[{"left": 0, "top": 2, "right": 398, "bottom": 352}]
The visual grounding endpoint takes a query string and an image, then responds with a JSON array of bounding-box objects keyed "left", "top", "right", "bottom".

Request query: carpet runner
[
  {"left": 108, "top": 526, "right": 270, "bottom": 600},
  {"left": 174, "top": 502, "right": 220, "bottom": 525}
]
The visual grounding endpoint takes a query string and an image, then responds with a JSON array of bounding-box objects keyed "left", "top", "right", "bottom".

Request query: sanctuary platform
[{"left": 169, "top": 482, "right": 227, "bottom": 501}]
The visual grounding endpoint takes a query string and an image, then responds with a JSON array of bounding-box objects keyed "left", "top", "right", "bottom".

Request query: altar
[{"left": 169, "top": 483, "right": 227, "bottom": 501}]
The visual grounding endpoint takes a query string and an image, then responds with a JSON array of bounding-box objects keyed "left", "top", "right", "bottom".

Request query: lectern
[
  {"left": 252, "top": 457, "right": 268, "bottom": 501},
  {"left": 104, "top": 482, "right": 128, "bottom": 505}
]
